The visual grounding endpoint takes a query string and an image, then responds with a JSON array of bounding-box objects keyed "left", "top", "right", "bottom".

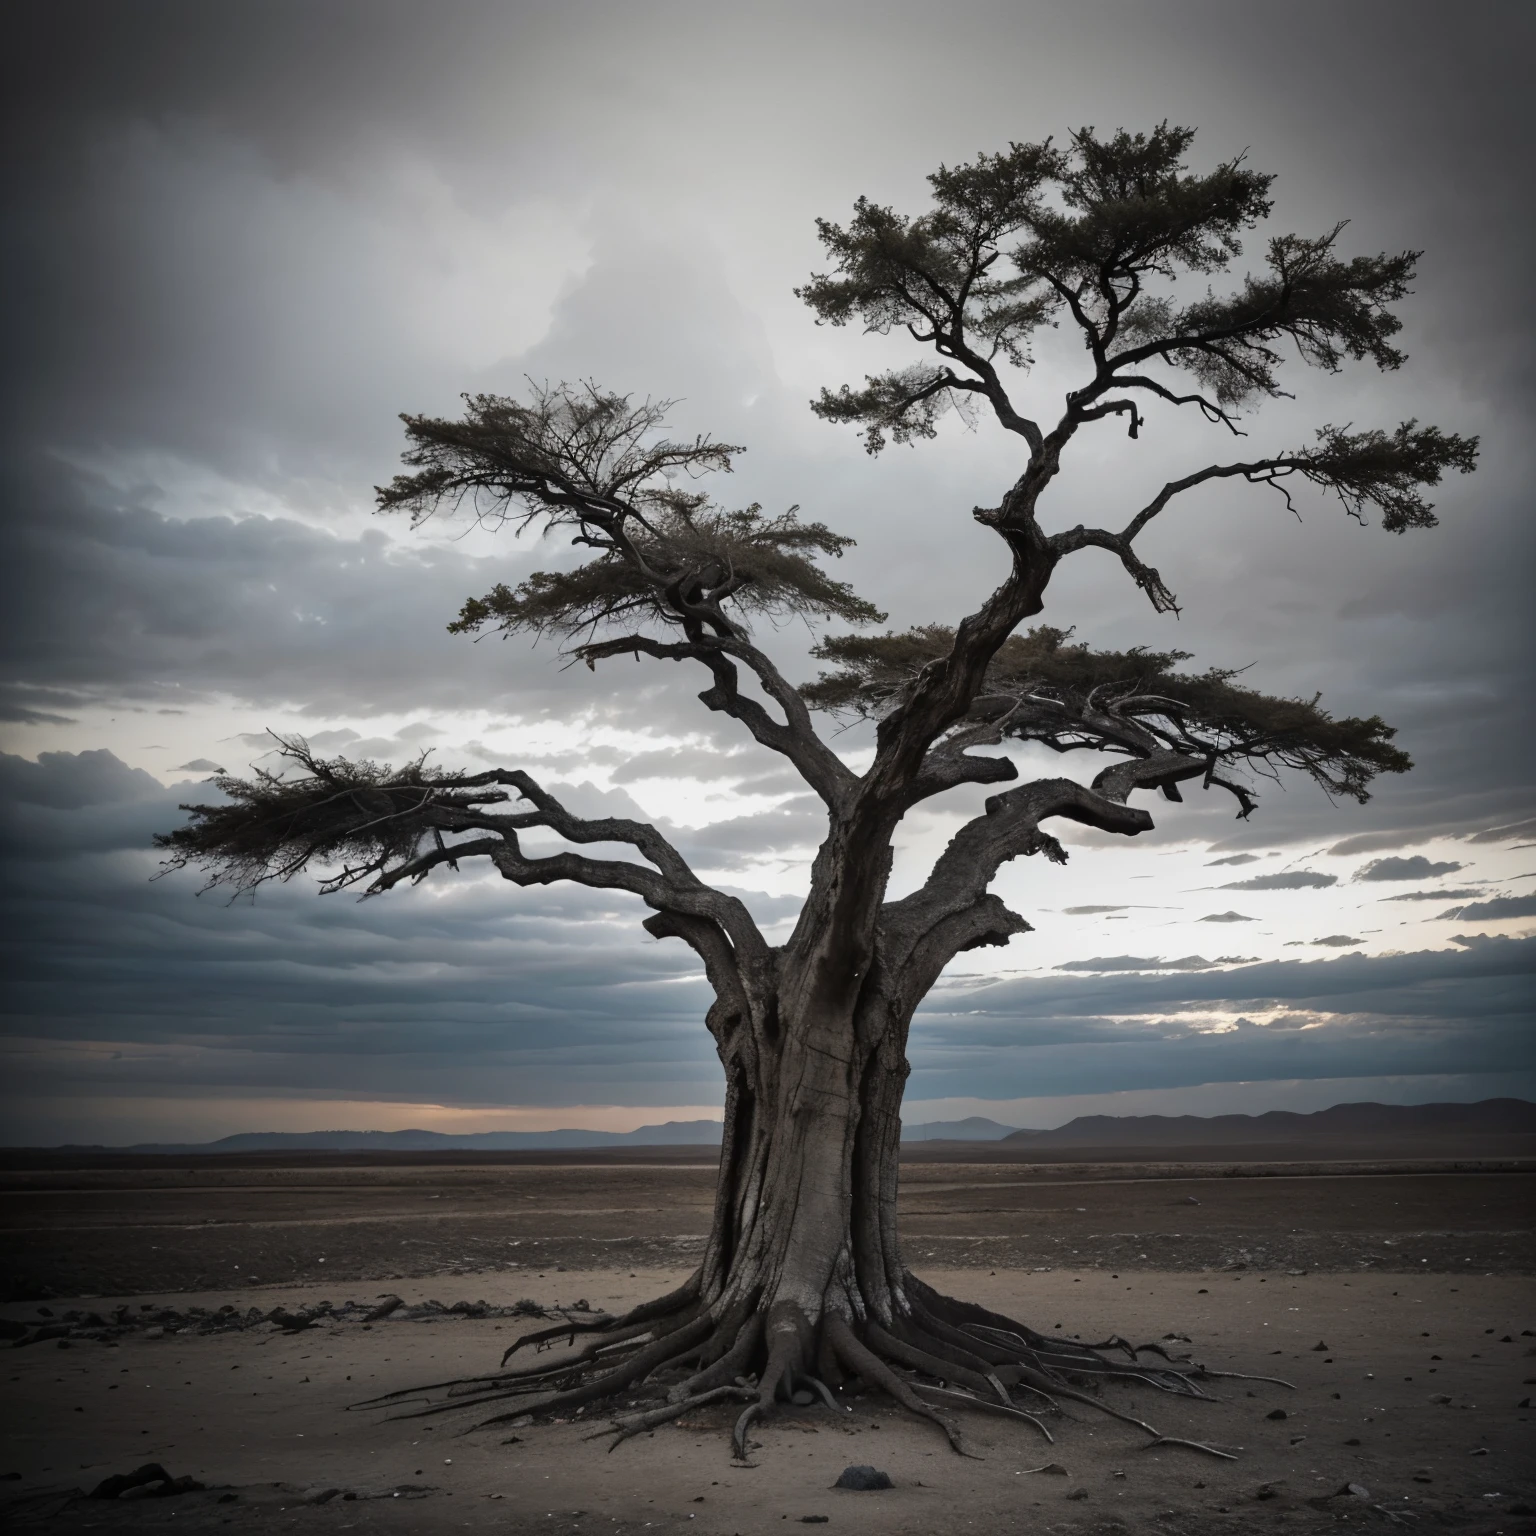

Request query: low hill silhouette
[{"left": 1004, "top": 1098, "right": 1536, "bottom": 1147}]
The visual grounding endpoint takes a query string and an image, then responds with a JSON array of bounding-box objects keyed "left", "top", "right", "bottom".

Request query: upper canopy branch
[
  {"left": 380, "top": 384, "right": 883, "bottom": 652},
  {"left": 1051, "top": 419, "right": 1478, "bottom": 613},
  {"left": 577, "top": 633, "right": 856, "bottom": 810}
]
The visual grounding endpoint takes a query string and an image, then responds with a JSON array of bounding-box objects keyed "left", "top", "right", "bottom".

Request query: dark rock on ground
[{"left": 833, "top": 1465, "right": 893, "bottom": 1490}]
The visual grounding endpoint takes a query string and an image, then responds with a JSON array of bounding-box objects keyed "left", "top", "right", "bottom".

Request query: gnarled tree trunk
[{"left": 359, "top": 855, "right": 1266, "bottom": 1461}]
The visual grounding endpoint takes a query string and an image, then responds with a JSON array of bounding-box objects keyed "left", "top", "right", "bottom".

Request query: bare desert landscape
[{"left": 2, "top": 1150, "right": 1532, "bottom": 1534}]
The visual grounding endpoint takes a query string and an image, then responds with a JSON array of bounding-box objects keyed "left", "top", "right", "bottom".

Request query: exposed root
[
  {"left": 909, "top": 1383, "right": 1053, "bottom": 1440},
  {"left": 354, "top": 1261, "right": 1274, "bottom": 1468},
  {"left": 671, "top": 1313, "right": 763, "bottom": 1402},
  {"left": 498, "top": 1315, "right": 618, "bottom": 1365},
  {"left": 584, "top": 1386, "right": 757, "bottom": 1451},
  {"left": 795, "top": 1373, "right": 849, "bottom": 1414},
  {"left": 1190, "top": 1366, "right": 1296, "bottom": 1389},
  {"left": 824, "top": 1312, "right": 979, "bottom": 1458},
  {"left": 1144, "top": 1435, "right": 1240, "bottom": 1461},
  {"left": 731, "top": 1303, "right": 802, "bottom": 1461}
]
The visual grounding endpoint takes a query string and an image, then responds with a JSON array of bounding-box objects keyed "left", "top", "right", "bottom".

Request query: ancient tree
[{"left": 159, "top": 127, "right": 1476, "bottom": 1458}]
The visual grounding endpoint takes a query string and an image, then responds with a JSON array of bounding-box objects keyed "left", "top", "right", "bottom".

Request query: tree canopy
[
  {"left": 156, "top": 123, "right": 1480, "bottom": 1463},
  {"left": 162, "top": 123, "right": 1475, "bottom": 901}
]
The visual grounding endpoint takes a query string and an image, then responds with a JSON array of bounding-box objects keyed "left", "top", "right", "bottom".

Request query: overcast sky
[{"left": 2, "top": 0, "right": 1532, "bottom": 1145}]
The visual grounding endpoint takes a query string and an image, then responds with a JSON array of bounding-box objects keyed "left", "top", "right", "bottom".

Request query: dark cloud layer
[
  {"left": 1, "top": 2, "right": 1532, "bottom": 1135},
  {"left": 2, "top": 750, "right": 1531, "bottom": 1130},
  {"left": 910, "top": 937, "right": 1536, "bottom": 1101},
  {"left": 1439, "top": 895, "right": 1536, "bottom": 922},
  {"left": 1357, "top": 856, "right": 1464, "bottom": 882},
  {"left": 1220, "top": 872, "right": 1338, "bottom": 891}
]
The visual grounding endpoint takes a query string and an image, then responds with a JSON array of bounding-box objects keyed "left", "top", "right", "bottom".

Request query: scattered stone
[
  {"left": 1256, "top": 1483, "right": 1280, "bottom": 1501},
  {"left": 303, "top": 1487, "right": 342, "bottom": 1505},
  {"left": 1312, "top": 1341, "right": 1330, "bottom": 1351},
  {"left": 89, "top": 1464, "right": 205, "bottom": 1501},
  {"left": 1066, "top": 1487, "right": 1089, "bottom": 1500},
  {"left": 833, "top": 1465, "right": 892, "bottom": 1491},
  {"left": 1021, "top": 1463, "right": 1069, "bottom": 1476},
  {"left": 362, "top": 1295, "right": 402, "bottom": 1323},
  {"left": 1266, "top": 1409, "right": 1288, "bottom": 1420},
  {"left": 142, "top": 1327, "right": 164, "bottom": 1340},
  {"left": 1470, "top": 1447, "right": 1489, "bottom": 1456},
  {"left": 800, "top": 1518, "right": 829, "bottom": 1525}
]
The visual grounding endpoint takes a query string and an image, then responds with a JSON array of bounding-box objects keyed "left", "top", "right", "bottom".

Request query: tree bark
[{"left": 700, "top": 984, "right": 910, "bottom": 1338}]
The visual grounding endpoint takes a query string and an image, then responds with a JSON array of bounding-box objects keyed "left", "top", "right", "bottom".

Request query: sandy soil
[
  {"left": 3, "top": 1161, "right": 1531, "bottom": 1299},
  {"left": 2, "top": 1266, "right": 1533, "bottom": 1535},
  {"left": 2, "top": 1159, "right": 1532, "bottom": 1533}
]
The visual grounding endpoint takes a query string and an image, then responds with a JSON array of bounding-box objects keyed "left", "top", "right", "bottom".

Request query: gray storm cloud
[{"left": 1, "top": 1, "right": 1532, "bottom": 1137}]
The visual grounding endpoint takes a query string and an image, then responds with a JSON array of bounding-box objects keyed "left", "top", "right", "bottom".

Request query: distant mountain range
[
  {"left": 901, "top": 1116, "right": 1026, "bottom": 1141},
  {"left": 42, "top": 1098, "right": 1533, "bottom": 1154},
  {"left": 74, "top": 1116, "right": 1023, "bottom": 1154},
  {"left": 1003, "top": 1098, "right": 1536, "bottom": 1146},
  {"left": 99, "top": 1120, "right": 728, "bottom": 1154}
]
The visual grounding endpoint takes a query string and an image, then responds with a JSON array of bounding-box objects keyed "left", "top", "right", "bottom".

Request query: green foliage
[{"left": 804, "top": 625, "right": 1410, "bottom": 805}]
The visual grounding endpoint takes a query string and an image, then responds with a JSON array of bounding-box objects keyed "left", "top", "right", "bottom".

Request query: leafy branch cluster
[
  {"left": 800, "top": 123, "right": 1441, "bottom": 460},
  {"left": 161, "top": 123, "right": 1476, "bottom": 980},
  {"left": 381, "top": 384, "right": 877, "bottom": 646},
  {"left": 806, "top": 625, "right": 1409, "bottom": 814},
  {"left": 154, "top": 740, "right": 499, "bottom": 896}
]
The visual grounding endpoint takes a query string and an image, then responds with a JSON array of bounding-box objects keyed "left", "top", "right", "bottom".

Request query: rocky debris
[
  {"left": 282, "top": 1482, "right": 434, "bottom": 1502},
  {"left": 0, "top": 1293, "right": 589, "bottom": 1346},
  {"left": 89, "top": 1464, "right": 206, "bottom": 1500},
  {"left": 1266, "top": 1408, "right": 1289, "bottom": 1420},
  {"left": 268, "top": 1308, "right": 318, "bottom": 1333},
  {"left": 1021, "top": 1462, "right": 1070, "bottom": 1475},
  {"left": 833, "top": 1465, "right": 892, "bottom": 1490}
]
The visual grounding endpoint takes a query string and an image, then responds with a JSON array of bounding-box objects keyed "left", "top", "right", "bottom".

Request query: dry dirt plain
[{"left": 1, "top": 1153, "right": 1532, "bottom": 1535}]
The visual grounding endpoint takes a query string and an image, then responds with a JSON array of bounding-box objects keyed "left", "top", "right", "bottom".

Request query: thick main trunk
[
  {"left": 368, "top": 977, "right": 1241, "bottom": 1461},
  {"left": 699, "top": 1007, "right": 908, "bottom": 1335}
]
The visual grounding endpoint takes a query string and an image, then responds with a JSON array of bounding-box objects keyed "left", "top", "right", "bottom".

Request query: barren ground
[{"left": 1, "top": 1155, "right": 1532, "bottom": 1534}]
